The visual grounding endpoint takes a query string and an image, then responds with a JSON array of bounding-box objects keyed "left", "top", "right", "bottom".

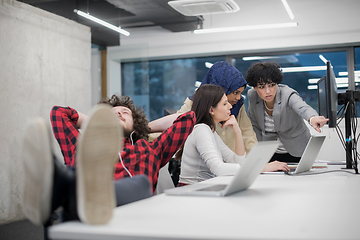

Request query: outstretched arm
[
  {"left": 148, "top": 113, "right": 182, "bottom": 133},
  {"left": 309, "top": 116, "right": 329, "bottom": 133},
  {"left": 288, "top": 92, "right": 328, "bottom": 133}
]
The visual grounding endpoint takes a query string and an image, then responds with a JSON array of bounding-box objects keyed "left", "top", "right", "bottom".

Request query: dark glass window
[
  {"left": 122, "top": 56, "right": 225, "bottom": 121},
  {"left": 354, "top": 47, "right": 360, "bottom": 116},
  {"left": 121, "top": 48, "right": 356, "bottom": 121},
  {"left": 234, "top": 51, "right": 348, "bottom": 113},
  {"left": 355, "top": 47, "right": 360, "bottom": 88}
]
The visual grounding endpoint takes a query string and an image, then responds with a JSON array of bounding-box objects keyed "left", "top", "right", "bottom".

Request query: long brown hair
[
  {"left": 191, "top": 84, "right": 225, "bottom": 130},
  {"left": 175, "top": 84, "right": 225, "bottom": 160}
]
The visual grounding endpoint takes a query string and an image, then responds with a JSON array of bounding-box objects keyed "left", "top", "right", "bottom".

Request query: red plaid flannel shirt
[
  {"left": 50, "top": 106, "right": 195, "bottom": 192},
  {"left": 51, "top": 106, "right": 79, "bottom": 166}
]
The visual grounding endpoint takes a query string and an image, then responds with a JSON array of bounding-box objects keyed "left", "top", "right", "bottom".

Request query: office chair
[{"left": 163, "top": 109, "right": 181, "bottom": 186}]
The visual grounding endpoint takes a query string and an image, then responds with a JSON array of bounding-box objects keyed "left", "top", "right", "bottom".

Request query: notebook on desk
[
  {"left": 264, "top": 135, "right": 326, "bottom": 175},
  {"left": 164, "top": 141, "right": 279, "bottom": 197}
]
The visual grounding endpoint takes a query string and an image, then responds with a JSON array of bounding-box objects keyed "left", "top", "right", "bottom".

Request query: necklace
[{"left": 263, "top": 101, "right": 274, "bottom": 111}]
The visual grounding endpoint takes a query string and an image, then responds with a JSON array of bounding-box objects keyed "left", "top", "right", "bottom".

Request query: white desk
[{"left": 49, "top": 167, "right": 360, "bottom": 240}]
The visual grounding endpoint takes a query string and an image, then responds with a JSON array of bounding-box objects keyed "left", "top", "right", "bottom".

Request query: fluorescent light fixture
[
  {"left": 339, "top": 71, "right": 348, "bottom": 76},
  {"left": 281, "top": 0, "right": 294, "bottom": 20},
  {"left": 318, "top": 55, "right": 328, "bottom": 64},
  {"left": 242, "top": 55, "right": 299, "bottom": 63},
  {"left": 74, "top": 9, "right": 130, "bottom": 36},
  {"left": 307, "top": 85, "right": 318, "bottom": 90},
  {"left": 308, "top": 78, "right": 321, "bottom": 84},
  {"left": 242, "top": 56, "right": 282, "bottom": 61},
  {"left": 205, "top": 62, "right": 213, "bottom": 68},
  {"left": 307, "top": 77, "right": 360, "bottom": 90},
  {"left": 307, "top": 83, "right": 355, "bottom": 90},
  {"left": 281, "top": 65, "right": 327, "bottom": 73},
  {"left": 339, "top": 71, "right": 360, "bottom": 76},
  {"left": 308, "top": 77, "right": 350, "bottom": 84},
  {"left": 193, "top": 22, "right": 298, "bottom": 34},
  {"left": 335, "top": 78, "right": 350, "bottom": 84},
  {"left": 337, "top": 83, "right": 349, "bottom": 88}
]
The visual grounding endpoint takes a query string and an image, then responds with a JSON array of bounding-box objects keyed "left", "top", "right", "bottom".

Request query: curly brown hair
[{"left": 99, "top": 94, "right": 150, "bottom": 142}]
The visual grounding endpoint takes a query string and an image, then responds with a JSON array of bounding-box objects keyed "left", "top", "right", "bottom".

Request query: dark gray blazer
[{"left": 248, "top": 84, "right": 318, "bottom": 157}]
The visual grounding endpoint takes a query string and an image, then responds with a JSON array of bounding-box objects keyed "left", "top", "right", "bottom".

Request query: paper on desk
[{"left": 315, "top": 160, "right": 346, "bottom": 165}]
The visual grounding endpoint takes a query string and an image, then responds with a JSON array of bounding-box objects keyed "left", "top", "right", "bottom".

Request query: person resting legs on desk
[
  {"left": 22, "top": 104, "right": 152, "bottom": 227},
  {"left": 50, "top": 95, "right": 195, "bottom": 192},
  {"left": 176, "top": 84, "right": 289, "bottom": 186},
  {"left": 246, "top": 62, "right": 328, "bottom": 163}
]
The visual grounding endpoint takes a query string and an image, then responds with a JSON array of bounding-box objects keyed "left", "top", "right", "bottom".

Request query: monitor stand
[{"left": 338, "top": 90, "right": 360, "bottom": 173}]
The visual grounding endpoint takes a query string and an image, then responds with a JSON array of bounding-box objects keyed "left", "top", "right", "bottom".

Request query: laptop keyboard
[{"left": 276, "top": 168, "right": 296, "bottom": 173}]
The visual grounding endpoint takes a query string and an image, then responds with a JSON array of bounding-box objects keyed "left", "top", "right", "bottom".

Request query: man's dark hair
[
  {"left": 245, "top": 62, "right": 283, "bottom": 87},
  {"left": 100, "top": 95, "right": 150, "bottom": 142}
]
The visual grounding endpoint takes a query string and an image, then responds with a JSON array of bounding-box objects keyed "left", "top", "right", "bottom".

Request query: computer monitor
[{"left": 317, "top": 61, "right": 338, "bottom": 128}]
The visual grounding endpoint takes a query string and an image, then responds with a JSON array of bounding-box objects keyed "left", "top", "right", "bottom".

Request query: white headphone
[{"left": 118, "top": 130, "right": 135, "bottom": 178}]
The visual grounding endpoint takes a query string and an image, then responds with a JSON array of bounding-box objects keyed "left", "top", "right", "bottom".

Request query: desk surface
[{"left": 49, "top": 167, "right": 360, "bottom": 240}]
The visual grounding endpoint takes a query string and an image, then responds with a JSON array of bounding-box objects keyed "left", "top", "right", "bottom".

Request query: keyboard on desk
[
  {"left": 276, "top": 168, "right": 296, "bottom": 173},
  {"left": 276, "top": 163, "right": 327, "bottom": 173}
]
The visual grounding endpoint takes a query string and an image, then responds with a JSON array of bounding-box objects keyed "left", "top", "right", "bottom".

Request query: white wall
[
  {"left": 91, "top": 48, "right": 101, "bottom": 106},
  {"left": 0, "top": 0, "right": 92, "bottom": 224}
]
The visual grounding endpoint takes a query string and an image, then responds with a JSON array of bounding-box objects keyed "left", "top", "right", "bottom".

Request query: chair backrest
[{"left": 154, "top": 162, "right": 175, "bottom": 195}]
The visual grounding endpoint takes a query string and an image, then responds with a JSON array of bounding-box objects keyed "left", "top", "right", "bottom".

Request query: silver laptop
[
  {"left": 164, "top": 141, "right": 279, "bottom": 197},
  {"left": 286, "top": 135, "right": 326, "bottom": 175}
]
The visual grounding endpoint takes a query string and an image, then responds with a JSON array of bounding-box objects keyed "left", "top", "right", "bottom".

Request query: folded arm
[{"left": 148, "top": 113, "right": 182, "bottom": 133}]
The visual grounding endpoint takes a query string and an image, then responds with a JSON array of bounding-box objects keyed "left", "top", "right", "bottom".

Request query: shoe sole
[
  {"left": 76, "top": 104, "right": 122, "bottom": 225},
  {"left": 22, "top": 118, "right": 53, "bottom": 225}
]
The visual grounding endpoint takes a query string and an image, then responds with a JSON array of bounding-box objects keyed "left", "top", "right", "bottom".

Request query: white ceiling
[
  {"left": 124, "top": 0, "right": 360, "bottom": 38},
  {"left": 18, "top": 0, "right": 360, "bottom": 49},
  {"left": 113, "top": 0, "right": 360, "bottom": 60}
]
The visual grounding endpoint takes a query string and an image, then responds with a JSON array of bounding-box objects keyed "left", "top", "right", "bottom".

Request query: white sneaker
[
  {"left": 76, "top": 104, "right": 122, "bottom": 225},
  {"left": 22, "top": 118, "right": 53, "bottom": 225}
]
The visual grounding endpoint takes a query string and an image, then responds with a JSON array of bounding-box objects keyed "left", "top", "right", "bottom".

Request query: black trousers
[{"left": 269, "top": 152, "right": 301, "bottom": 163}]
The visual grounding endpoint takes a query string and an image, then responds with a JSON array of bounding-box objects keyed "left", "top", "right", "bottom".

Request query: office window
[
  {"left": 355, "top": 47, "right": 360, "bottom": 89},
  {"left": 234, "top": 51, "right": 348, "bottom": 113},
  {"left": 122, "top": 56, "right": 225, "bottom": 121},
  {"left": 355, "top": 47, "right": 360, "bottom": 116},
  {"left": 121, "top": 48, "right": 356, "bottom": 121}
]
